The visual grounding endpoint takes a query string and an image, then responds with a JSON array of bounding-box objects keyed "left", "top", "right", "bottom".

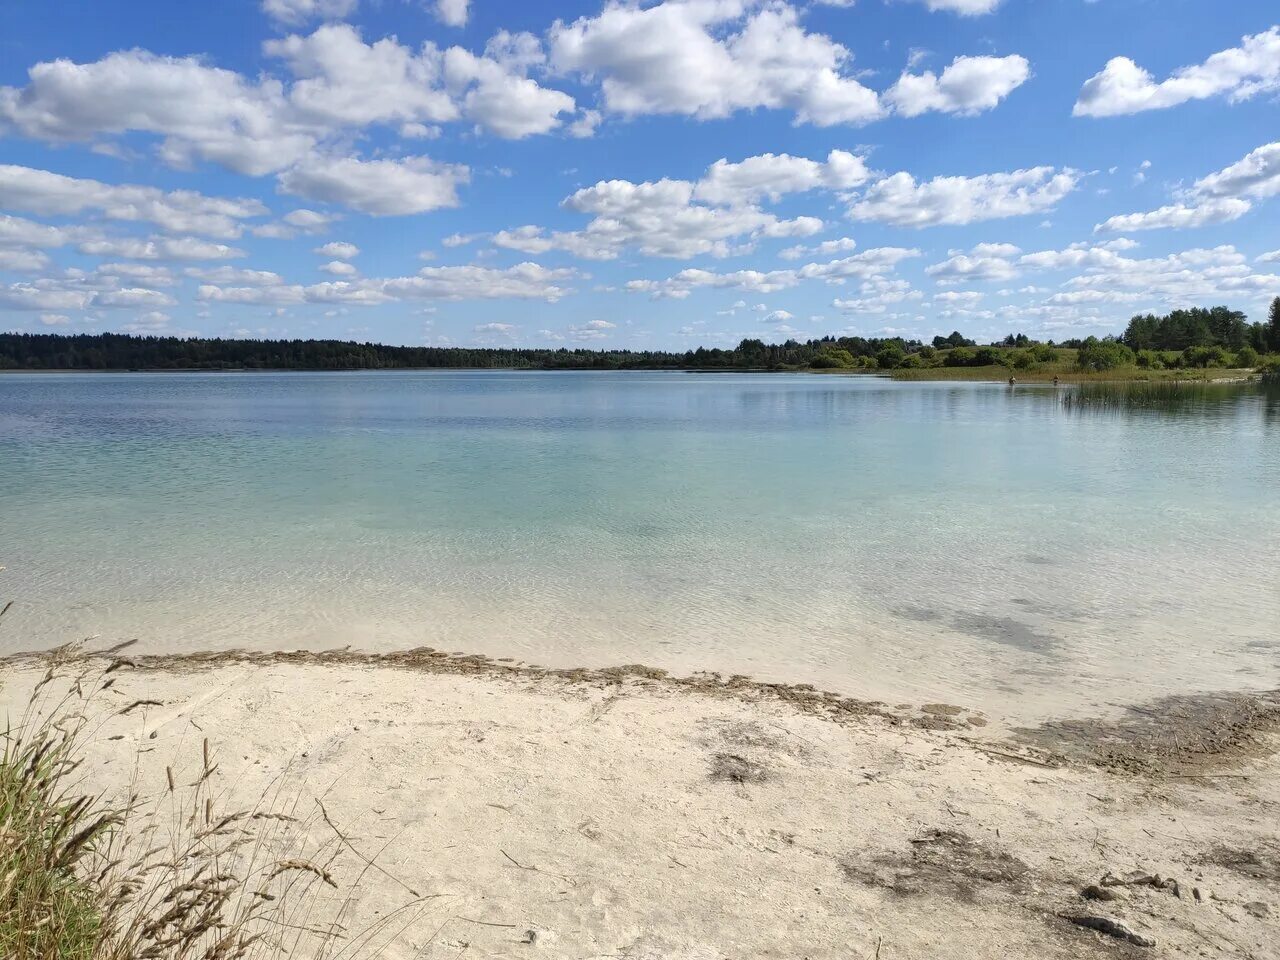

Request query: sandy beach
[{"left": 2, "top": 648, "right": 1276, "bottom": 959}]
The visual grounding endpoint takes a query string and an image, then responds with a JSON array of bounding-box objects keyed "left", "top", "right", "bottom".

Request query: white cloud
[
  {"left": 1095, "top": 198, "right": 1252, "bottom": 233},
  {"left": 1074, "top": 27, "right": 1280, "bottom": 117},
  {"left": 266, "top": 25, "right": 457, "bottom": 129},
  {"left": 278, "top": 154, "right": 470, "bottom": 215},
  {"left": 832, "top": 278, "right": 922, "bottom": 314},
  {"left": 1194, "top": 141, "right": 1280, "bottom": 201},
  {"left": 434, "top": 0, "right": 470, "bottom": 28},
  {"left": 119, "top": 310, "right": 173, "bottom": 333},
  {"left": 0, "top": 213, "right": 80, "bottom": 248},
  {"left": 496, "top": 170, "right": 824, "bottom": 261},
  {"left": 926, "top": 243, "right": 1023, "bottom": 284},
  {"left": 693, "top": 150, "right": 870, "bottom": 205},
  {"left": 39, "top": 313, "right": 71, "bottom": 326},
  {"left": 1258, "top": 250, "right": 1280, "bottom": 264},
  {"left": 94, "top": 263, "right": 178, "bottom": 288},
  {"left": 779, "top": 237, "right": 857, "bottom": 260},
  {"left": 442, "top": 46, "right": 576, "bottom": 138},
  {"left": 0, "top": 50, "right": 314, "bottom": 176},
  {"left": 78, "top": 236, "right": 246, "bottom": 261},
  {"left": 196, "top": 262, "right": 581, "bottom": 306},
  {"left": 886, "top": 55, "right": 1029, "bottom": 117},
  {"left": 315, "top": 241, "right": 359, "bottom": 259},
  {"left": 262, "top": 0, "right": 359, "bottom": 26},
  {"left": 93, "top": 287, "right": 178, "bottom": 309},
  {"left": 1094, "top": 141, "right": 1280, "bottom": 233},
  {"left": 624, "top": 247, "right": 918, "bottom": 299},
  {"left": 549, "top": 1, "right": 883, "bottom": 126},
  {"left": 320, "top": 260, "right": 358, "bottom": 276},
  {"left": 0, "top": 164, "right": 266, "bottom": 238},
  {"left": 848, "top": 167, "right": 1078, "bottom": 227},
  {"left": 0, "top": 247, "right": 50, "bottom": 272},
  {"left": 0, "top": 23, "right": 577, "bottom": 197},
  {"left": 910, "top": 0, "right": 1003, "bottom": 14}
]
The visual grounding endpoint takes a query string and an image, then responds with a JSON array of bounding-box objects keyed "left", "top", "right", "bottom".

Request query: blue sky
[{"left": 1, "top": 0, "right": 1278, "bottom": 349}]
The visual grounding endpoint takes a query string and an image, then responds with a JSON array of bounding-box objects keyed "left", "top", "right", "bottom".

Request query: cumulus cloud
[
  {"left": 886, "top": 55, "right": 1029, "bottom": 117},
  {"left": 910, "top": 0, "right": 1004, "bottom": 13},
  {"left": 1095, "top": 198, "right": 1252, "bottom": 233},
  {"left": 1094, "top": 141, "right": 1280, "bottom": 233},
  {"left": 1074, "top": 27, "right": 1280, "bottom": 117},
  {"left": 925, "top": 243, "right": 1023, "bottom": 284},
  {"left": 196, "top": 262, "right": 581, "bottom": 306},
  {"left": 1194, "top": 141, "right": 1280, "bottom": 201},
  {"left": 278, "top": 154, "right": 470, "bottom": 215},
  {"left": 495, "top": 167, "right": 825, "bottom": 261},
  {"left": 315, "top": 241, "right": 359, "bottom": 259},
  {"left": 624, "top": 247, "right": 919, "bottom": 299},
  {"left": 0, "top": 164, "right": 266, "bottom": 238},
  {"left": 0, "top": 247, "right": 51, "bottom": 272},
  {"left": 549, "top": 1, "right": 884, "bottom": 126},
  {"left": 779, "top": 237, "right": 857, "bottom": 261},
  {"left": 693, "top": 150, "right": 870, "bottom": 205},
  {"left": 832, "top": 278, "right": 922, "bottom": 314},
  {"left": 434, "top": 0, "right": 470, "bottom": 28},
  {"left": 442, "top": 45, "right": 576, "bottom": 138},
  {"left": 262, "top": 0, "right": 359, "bottom": 25},
  {"left": 0, "top": 23, "right": 577, "bottom": 209},
  {"left": 77, "top": 236, "right": 247, "bottom": 261},
  {"left": 848, "top": 167, "right": 1078, "bottom": 227},
  {"left": 0, "top": 213, "right": 82, "bottom": 249}
]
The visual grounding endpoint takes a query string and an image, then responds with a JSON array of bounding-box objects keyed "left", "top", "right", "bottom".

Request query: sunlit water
[{"left": 2, "top": 371, "right": 1278, "bottom": 724}]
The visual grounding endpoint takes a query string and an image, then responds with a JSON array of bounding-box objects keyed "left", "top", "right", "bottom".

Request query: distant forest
[
  {"left": 2, "top": 300, "right": 1278, "bottom": 372},
  {"left": 0, "top": 331, "right": 930, "bottom": 371}
]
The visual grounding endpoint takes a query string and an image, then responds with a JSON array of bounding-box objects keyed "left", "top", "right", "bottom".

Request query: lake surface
[{"left": 2, "top": 371, "right": 1278, "bottom": 723}]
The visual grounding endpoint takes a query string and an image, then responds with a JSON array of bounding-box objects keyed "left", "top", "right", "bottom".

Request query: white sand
[{"left": 1, "top": 658, "right": 1276, "bottom": 959}]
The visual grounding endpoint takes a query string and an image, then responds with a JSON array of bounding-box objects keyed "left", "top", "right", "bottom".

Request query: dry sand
[{"left": 1, "top": 649, "right": 1277, "bottom": 959}]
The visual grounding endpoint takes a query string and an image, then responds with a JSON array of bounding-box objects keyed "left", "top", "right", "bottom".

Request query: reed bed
[{"left": 1060, "top": 379, "right": 1266, "bottom": 413}]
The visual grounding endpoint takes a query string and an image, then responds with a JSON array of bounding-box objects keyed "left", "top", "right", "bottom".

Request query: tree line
[
  {"left": 0, "top": 332, "right": 927, "bottom": 372},
  {"left": 2, "top": 299, "right": 1277, "bottom": 373}
]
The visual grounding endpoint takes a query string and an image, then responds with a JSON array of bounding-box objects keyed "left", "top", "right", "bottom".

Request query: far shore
[
  {"left": 2, "top": 645, "right": 1276, "bottom": 959},
  {"left": 0, "top": 364, "right": 1268, "bottom": 385}
]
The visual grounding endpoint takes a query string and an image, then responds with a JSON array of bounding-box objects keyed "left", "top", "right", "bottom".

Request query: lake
[{"left": 2, "top": 370, "right": 1277, "bottom": 724}]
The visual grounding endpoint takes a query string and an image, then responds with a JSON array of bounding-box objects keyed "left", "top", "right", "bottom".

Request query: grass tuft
[{"left": 0, "top": 655, "right": 389, "bottom": 960}]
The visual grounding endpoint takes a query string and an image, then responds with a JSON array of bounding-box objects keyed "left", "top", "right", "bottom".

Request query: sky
[{"left": 1, "top": 0, "right": 1278, "bottom": 350}]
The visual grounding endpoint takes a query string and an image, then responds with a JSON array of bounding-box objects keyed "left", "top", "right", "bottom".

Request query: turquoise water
[{"left": 2, "top": 371, "right": 1278, "bottom": 722}]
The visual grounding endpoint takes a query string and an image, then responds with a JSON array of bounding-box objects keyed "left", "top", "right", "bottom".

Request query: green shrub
[
  {"left": 1077, "top": 337, "right": 1135, "bottom": 372},
  {"left": 1031, "top": 343, "right": 1057, "bottom": 363},
  {"left": 1180, "top": 345, "right": 1231, "bottom": 368},
  {"left": 944, "top": 347, "right": 976, "bottom": 367},
  {"left": 876, "top": 345, "right": 906, "bottom": 369},
  {"left": 810, "top": 349, "right": 854, "bottom": 369},
  {"left": 1009, "top": 350, "right": 1035, "bottom": 370},
  {"left": 973, "top": 347, "right": 1004, "bottom": 366},
  {"left": 1235, "top": 346, "right": 1259, "bottom": 368},
  {"left": 1136, "top": 350, "right": 1165, "bottom": 370}
]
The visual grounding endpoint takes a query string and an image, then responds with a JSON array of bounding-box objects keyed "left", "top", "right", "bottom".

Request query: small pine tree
[{"left": 1269, "top": 297, "right": 1280, "bottom": 353}]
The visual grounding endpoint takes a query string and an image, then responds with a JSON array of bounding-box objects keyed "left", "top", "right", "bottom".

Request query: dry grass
[{"left": 0, "top": 650, "right": 416, "bottom": 960}]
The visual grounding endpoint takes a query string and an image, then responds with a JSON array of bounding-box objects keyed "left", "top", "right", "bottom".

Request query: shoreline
[{"left": 1, "top": 650, "right": 1276, "bottom": 958}]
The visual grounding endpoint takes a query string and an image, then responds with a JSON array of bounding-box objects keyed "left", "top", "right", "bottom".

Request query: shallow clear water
[{"left": 2, "top": 371, "right": 1278, "bottom": 722}]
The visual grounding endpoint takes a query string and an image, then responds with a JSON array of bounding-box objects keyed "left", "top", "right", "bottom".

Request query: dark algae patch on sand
[{"left": 1015, "top": 690, "right": 1280, "bottom": 776}]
